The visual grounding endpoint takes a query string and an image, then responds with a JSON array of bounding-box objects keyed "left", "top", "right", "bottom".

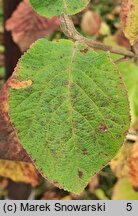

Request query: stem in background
[
  {"left": 114, "top": 56, "right": 130, "bottom": 64},
  {"left": 60, "top": 13, "right": 137, "bottom": 59}
]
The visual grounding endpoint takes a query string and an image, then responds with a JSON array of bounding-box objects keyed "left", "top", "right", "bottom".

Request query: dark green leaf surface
[
  {"left": 29, "top": 0, "right": 90, "bottom": 17},
  {"left": 8, "top": 39, "right": 130, "bottom": 193}
]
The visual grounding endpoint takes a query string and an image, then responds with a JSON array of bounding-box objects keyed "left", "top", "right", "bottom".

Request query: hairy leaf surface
[
  {"left": 6, "top": 39, "right": 129, "bottom": 193},
  {"left": 29, "top": 0, "right": 90, "bottom": 18}
]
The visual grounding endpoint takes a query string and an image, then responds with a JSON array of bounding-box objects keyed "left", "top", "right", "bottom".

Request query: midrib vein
[
  {"left": 67, "top": 43, "right": 77, "bottom": 137},
  {"left": 62, "top": 0, "right": 67, "bottom": 10}
]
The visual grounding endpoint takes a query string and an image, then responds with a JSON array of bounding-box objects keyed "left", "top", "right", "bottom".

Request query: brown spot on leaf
[
  {"left": 51, "top": 149, "right": 56, "bottom": 155},
  {"left": 82, "top": 148, "right": 88, "bottom": 155},
  {"left": 78, "top": 170, "right": 83, "bottom": 179},
  {"left": 64, "top": 80, "right": 70, "bottom": 86},
  {"left": 80, "top": 48, "right": 89, "bottom": 53},
  {"left": 99, "top": 123, "right": 108, "bottom": 133},
  {"left": 130, "top": 3, "right": 134, "bottom": 10},
  {"left": 8, "top": 79, "right": 32, "bottom": 89},
  {"left": 44, "top": 140, "right": 48, "bottom": 147},
  {"left": 119, "top": 75, "right": 123, "bottom": 80}
]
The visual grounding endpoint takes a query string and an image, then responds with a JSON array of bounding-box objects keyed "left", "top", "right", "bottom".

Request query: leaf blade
[
  {"left": 7, "top": 39, "right": 130, "bottom": 193},
  {"left": 29, "top": 0, "right": 90, "bottom": 18}
]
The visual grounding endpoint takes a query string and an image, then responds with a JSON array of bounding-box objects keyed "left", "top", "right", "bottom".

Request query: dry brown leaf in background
[
  {"left": 0, "top": 78, "right": 31, "bottom": 162},
  {"left": 88, "top": 174, "right": 99, "bottom": 193},
  {"left": 0, "top": 113, "right": 30, "bottom": 162},
  {"left": 41, "top": 190, "right": 63, "bottom": 200},
  {"left": 81, "top": 10, "right": 101, "bottom": 35},
  {"left": 62, "top": 196, "right": 72, "bottom": 200},
  {"left": 0, "top": 66, "right": 40, "bottom": 189},
  {"left": 110, "top": 142, "right": 132, "bottom": 178},
  {"left": 128, "top": 141, "right": 138, "bottom": 190},
  {"left": 0, "top": 160, "right": 40, "bottom": 187},
  {"left": 133, "top": 40, "right": 138, "bottom": 57},
  {"left": 110, "top": 120, "right": 138, "bottom": 190},
  {"left": 120, "top": 0, "right": 138, "bottom": 45},
  {"left": 6, "top": 0, "right": 59, "bottom": 52},
  {"left": 0, "top": 60, "right": 40, "bottom": 188},
  {"left": 115, "top": 30, "right": 131, "bottom": 49},
  {"left": 70, "top": 191, "right": 87, "bottom": 200}
]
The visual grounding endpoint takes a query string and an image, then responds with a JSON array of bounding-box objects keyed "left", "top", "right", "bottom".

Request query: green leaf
[
  {"left": 7, "top": 39, "right": 129, "bottom": 194},
  {"left": 118, "top": 61, "right": 138, "bottom": 124},
  {"left": 95, "top": 189, "right": 109, "bottom": 200},
  {"left": 29, "top": 0, "right": 90, "bottom": 18},
  {"left": 121, "top": 0, "right": 138, "bottom": 45},
  {"left": 103, "top": 35, "right": 138, "bottom": 124},
  {"left": 0, "top": 67, "right": 4, "bottom": 76},
  {"left": 112, "top": 178, "right": 138, "bottom": 200}
]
